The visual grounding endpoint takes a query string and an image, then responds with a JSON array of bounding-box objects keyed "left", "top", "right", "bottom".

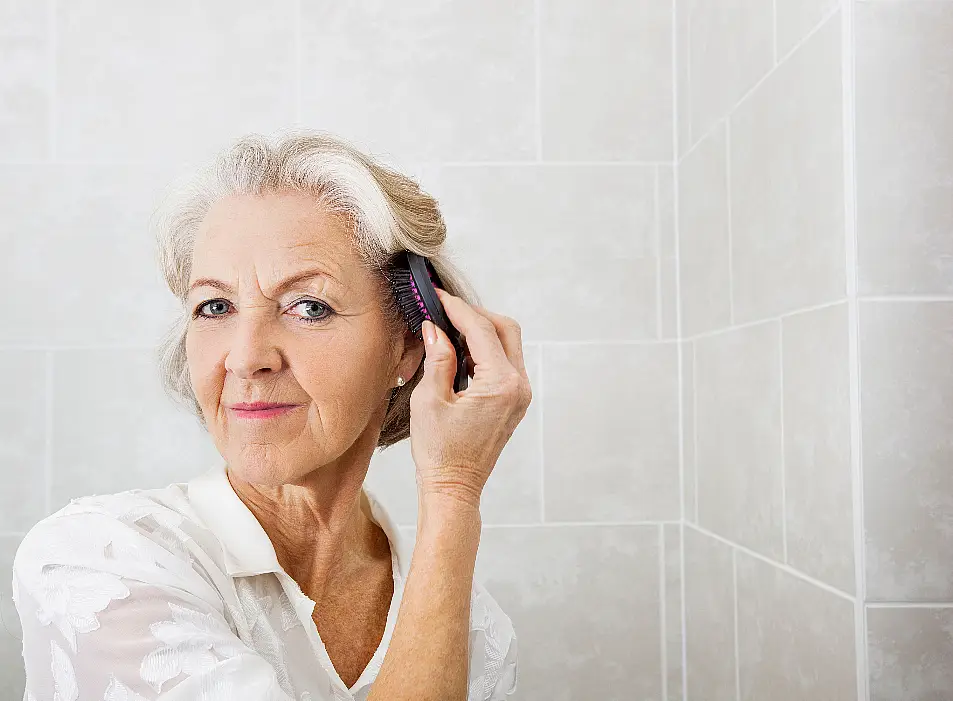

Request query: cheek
[
  {"left": 294, "top": 339, "right": 392, "bottom": 404},
  {"left": 184, "top": 331, "right": 224, "bottom": 402}
]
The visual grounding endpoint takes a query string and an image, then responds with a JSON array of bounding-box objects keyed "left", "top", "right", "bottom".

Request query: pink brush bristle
[{"left": 391, "top": 264, "right": 434, "bottom": 336}]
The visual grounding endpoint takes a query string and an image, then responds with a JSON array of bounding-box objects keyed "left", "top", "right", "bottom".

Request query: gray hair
[{"left": 151, "top": 129, "right": 481, "bottom": 449}]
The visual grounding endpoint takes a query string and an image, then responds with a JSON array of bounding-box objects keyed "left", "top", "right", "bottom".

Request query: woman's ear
[{"left": 398, "top": 327, "right": 426, "bottom": 382}]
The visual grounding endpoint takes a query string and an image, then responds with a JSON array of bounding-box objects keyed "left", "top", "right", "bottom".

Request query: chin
[{"left": 225, "top": 452, "right": 295, "bottom": 487}]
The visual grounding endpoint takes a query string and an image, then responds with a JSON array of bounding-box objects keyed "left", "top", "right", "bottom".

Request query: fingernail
[{"left": 423, "top": 320, "right": 437, "bottom": 345}]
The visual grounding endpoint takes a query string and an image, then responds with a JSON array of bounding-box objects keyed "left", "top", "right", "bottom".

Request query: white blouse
[{"left": 11, "top": 460, "right": 518, "bottom": 700}]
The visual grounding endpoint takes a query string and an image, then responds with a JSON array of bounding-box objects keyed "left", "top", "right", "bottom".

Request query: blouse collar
[{"left": 186, "top": 459, "right": 407, "bottom": 580}]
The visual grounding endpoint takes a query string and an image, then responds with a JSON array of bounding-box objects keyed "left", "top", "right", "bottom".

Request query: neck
[
  {"left": 223, "top": 397, "right": 394, "bottom": 601},
  {"left": 228, "top": 465, "right": 386, "bottom": 602}
]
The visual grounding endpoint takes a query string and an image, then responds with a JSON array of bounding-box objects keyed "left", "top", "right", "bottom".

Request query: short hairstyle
[{"left": 151, "top": 129, "right": 480, "bottom": 449}]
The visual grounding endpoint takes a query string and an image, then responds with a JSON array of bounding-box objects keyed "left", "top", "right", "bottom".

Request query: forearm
[{"left": 366, "top": 494, "right": 482, "bottom": 701}]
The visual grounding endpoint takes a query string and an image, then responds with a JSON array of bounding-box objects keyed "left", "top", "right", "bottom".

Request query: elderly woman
[{"left": 11, "top": 131, "right": 532, "bottom": 701}]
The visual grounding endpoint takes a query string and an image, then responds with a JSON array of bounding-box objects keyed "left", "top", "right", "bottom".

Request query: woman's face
[{"left": 185, "top": 188, "right": 424, "bottom": 486}]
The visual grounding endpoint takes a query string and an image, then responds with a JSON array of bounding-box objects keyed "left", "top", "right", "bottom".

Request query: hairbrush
[{"left": 387, "top": 251, "right": 470, "bottom": 393}]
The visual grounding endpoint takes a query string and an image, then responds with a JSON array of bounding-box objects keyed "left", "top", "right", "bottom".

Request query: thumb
[{"left": 420, "top": 320, "right": 456, "bottom": 403}]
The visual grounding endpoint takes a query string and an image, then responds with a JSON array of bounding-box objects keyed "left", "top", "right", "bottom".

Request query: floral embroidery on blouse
[{"left": 12, "top": 470, "right": 518, "bottom": 701}]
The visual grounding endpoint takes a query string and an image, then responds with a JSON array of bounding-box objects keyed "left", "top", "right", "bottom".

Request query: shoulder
[
  {"left": 13, "top": 487, "right": 220, "bottom": 605},
  {"left": 468, "top": 579, "right": 518, "bottom": 700}
]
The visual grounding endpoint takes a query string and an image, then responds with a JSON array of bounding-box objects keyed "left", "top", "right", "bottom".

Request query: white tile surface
[
  {"left": 543, "top": 342, "right": 680, "bottom": 523},
  {"left": 475, "top": 525, "right": 662, "bottom": 700},
  {"left": 856, "top": 1, "right": 953, "bottom": 295},
  {"left": 540, "top": 0, "right": 673, "bottom": 161},
  {"left": 695, "top": 322, "right": 784, "bottom": 560},
  {"left": 301, "top": 0, "right": 536, "bottom": 164},
  {"left": 56, "top": 0, "right": 296, "bottom": 163},
  {"left": 729, "top": 14, "right": 846, "bottom": 322}
]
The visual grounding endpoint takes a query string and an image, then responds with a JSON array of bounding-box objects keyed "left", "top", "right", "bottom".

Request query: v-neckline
[{"left": 300, "top": 492, "right": 406, "bottom": 696}]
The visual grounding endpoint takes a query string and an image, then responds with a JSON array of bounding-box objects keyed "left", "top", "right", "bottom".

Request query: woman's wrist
[{"left": 417, "top": 490, "right": 482, "bottom": 545}]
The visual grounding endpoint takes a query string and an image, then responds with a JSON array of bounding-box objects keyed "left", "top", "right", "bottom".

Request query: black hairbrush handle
[{"left": 393, "top": 252, "right": 470, "bottom": 393}]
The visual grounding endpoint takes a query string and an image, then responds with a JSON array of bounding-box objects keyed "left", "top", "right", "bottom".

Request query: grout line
[
  {"left": 686, "top": 522, "right": 856, "bottom": 603},
  {"left": 45, "top": 351, "right": 53, "bottom": 516},
  {"left": 659, "top": 525, "right": 668, "bottom": 701},
  {"left": 534, "top": 0, "right": 543, "bottom": 161},
  {"left": 842, "top": 0, "right": 870, "bottom": 698},
  {"left": 777, "top": 4, "right": 841, "bottom": 68},
  {"left": 0, "top": 159, "right": 674, "bottom": 168},
  {"left": 679, "top": 5, "right": 842, "bottom": 166},
  {"left": 772, "top": 0, "right": 779, "bottom": 65},
  {"left": 778, "top": 319, "right": 789, "bottom": 563},
  {"left": 655, "top": 166, "right": 664, "bottom": 339},
  {"left": 726, "top": 120, "right": 735, "bottom": 324},
  {"left": 684, "top": 299, "right": 847, "bottom": 343},
  {"left": 294, "top": 0, "right": 302, "bottom": 125},
  {"left": 859, "top": 295, "right": 953, "bottom": 303},
  {"left": 733, "top": 548, "right": 741, "bottom": 701},
  {"left": 679, "top": 523, "right": 688, "bottom": 701},
  {"left": 866, "top": 602, "right": 953, "bottom": 610},
  {"left": 48, "top": 0, "right": 57, "bottom": 161},
  {"left": 431, "top": 160, "right": 669, "bottom": 167},
  {"left": 538, "top": 345, "right": 546, "bottom": 524},
  {"left": 480, "top": 520, "right": 683, "bottom": 529},
  {"left": 692, "top": 342, "right": 698, "bottom": 525},
  {"left": 679, "top": 116, "right": 725, "bottom": 166},
  {"left": 672, "top": 0, "right": 689, "bottom": 687},
  {"left": 686, "top": 0, "right": 692, "bottom": 151}
]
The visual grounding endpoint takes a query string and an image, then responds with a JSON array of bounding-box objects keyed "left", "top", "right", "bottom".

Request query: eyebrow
[{"left": 188, "top": 267, "right": 342, "bottom": 297}]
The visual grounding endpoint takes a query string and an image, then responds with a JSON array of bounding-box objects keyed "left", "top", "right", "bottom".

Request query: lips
[{"left": 228, "top": 402, "right": 297, "bottom": 411}]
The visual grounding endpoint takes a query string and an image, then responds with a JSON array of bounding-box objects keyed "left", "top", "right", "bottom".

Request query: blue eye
[{"left": 192, "top": 299, "right": 335, "bottom": 324}]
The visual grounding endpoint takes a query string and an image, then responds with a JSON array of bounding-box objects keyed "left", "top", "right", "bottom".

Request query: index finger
[{"left": 434, "top": 288, "right": 511, "bottom": 373}]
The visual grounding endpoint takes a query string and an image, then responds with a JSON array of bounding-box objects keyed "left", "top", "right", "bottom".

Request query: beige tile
[
  {"left": 0, "top": 164, "right": 185, "bottom": 347},
  {"left": 682, "top": 341, "right": 697, "bottom": 523},
  {"left": 366, "top": 345, "right": 543, "bottom": 527},
  {"left": 543, "top": 343, "right": 679, "bottom": 522},
  {"left": 730, "top": 14, "right": 846, "bottom": 322},
  {"left": 775, "top": 0, "right": 838, "bottom": 59},
  {"left": 862, "top": 301, "right": 953, "bottom": 601},
  {"left": 696, "top": 322, "right": 784, "bottom": 560},
  {"left": 0, "top": 0, "right": 49, "bottom": 161},
  {"left": 869, "top": 607, "right": 953, "bottom": 701},
  {"left": 540, "top": 0, "right": 672, "bottom": 161},
  {"left": 56, "top": 0, "right": 296, "bottom": 162},
  {"left": 664, "top": 525, "right": 684, "bottom": 701},
  {"left": 782, "top": 303, "right": 855, "bottom": 594},
  {"left": 301, "top": 0, "right": 535, "bottom": 164},
  {"left": 51, "top": 349, "right": 222, "bottom": 510},
  {"left": 0, "top": 535, "right": 25, "bottom": 700},
  {"left": 684, "top": 526, "right": 735, "bottom": 701},
  {"left": 687, "top": 0, "right": 774, "bottom": 145},
  {"left": 0, "top": 351, "right": 46, "bottom": 532},
  {"left": 425, "top": 165, "right": 658, "bottom": 342},
  {"left": 659, "top": 165, "right": 678, "bottom": 340},
  {"left": 856, "top": 2, "right": 953, "bottom": 295},
  {"left": 678, "top": 125, "right": 732, "bottom": 337},
  {"left": 736, "top": 553, "right": 856, "bottom": 701},
  {"left": 475, "top": 525, "right": 661, "bottom": 701}
]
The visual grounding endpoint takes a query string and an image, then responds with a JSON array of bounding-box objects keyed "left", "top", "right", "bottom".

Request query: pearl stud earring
[{"left": 396, "top": 376, "right": 405, "bottom": 387}]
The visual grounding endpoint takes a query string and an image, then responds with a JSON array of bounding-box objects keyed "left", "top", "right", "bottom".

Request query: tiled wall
[
  {"left": 677, "top": 0, "right": 859, "bottom": 696},
  {"left": 0, "top": 1, "right": 679, "bottom": 699},
  {"left": 2, "top": 1, "right": 948, "bottom": 699},
  {"left": 857, "top": 2, "right": 953, "bottom": 699},
  {"left": 677, "top": 0, "right": 953, "bottom": 699}
]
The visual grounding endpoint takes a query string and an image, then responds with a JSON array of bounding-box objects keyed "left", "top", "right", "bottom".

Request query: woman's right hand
[{"left": 408, "top": 287, "right": 533, "bottom": 511}]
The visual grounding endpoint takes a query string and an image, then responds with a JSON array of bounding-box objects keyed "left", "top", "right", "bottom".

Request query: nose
[{"left": 223, "top": 307, "right": 284, "bottom": 379}]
